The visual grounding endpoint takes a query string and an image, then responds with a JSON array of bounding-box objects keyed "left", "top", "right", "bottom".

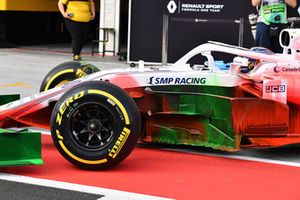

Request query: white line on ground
[
  {"left": 214, "top": 153, "right": 300, "bottom": 168},
  {"left": 0, "top": 173, "right": 172, "bottom": 200},
  {"left": 170, "top": 148, "right": 300, "bottom": 168}
]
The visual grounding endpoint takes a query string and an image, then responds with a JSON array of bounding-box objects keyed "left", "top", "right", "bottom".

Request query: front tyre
[
  {"left": 40, "top": 61, "right": 100, "bottom": 92},
  {"left": 50, "top": 81, "right": 141, "bottom": 170}
]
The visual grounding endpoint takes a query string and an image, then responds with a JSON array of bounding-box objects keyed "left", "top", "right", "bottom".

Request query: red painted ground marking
[{"left": 1, "top": 135, "right": 300, "bottom": 200}]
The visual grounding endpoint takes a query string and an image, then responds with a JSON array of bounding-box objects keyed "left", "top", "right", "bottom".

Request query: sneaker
[{"left": 73, "top": 55, "right": 82, "bottom": 61}]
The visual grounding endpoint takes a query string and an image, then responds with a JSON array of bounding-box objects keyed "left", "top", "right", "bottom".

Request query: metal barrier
[
  {"left": 92, "top": 28, "right": 116, "bottom": 57},
  {"left": 162, "top": 15, "right": 245, "bottom": 65}
]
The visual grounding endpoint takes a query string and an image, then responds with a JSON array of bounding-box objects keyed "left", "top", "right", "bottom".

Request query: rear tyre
[
  {"left": 50, "top": 81, "right": 141, "bottom": 170},
  {"left": 40, "top": 61, "right": 99, "bottom": 92}
]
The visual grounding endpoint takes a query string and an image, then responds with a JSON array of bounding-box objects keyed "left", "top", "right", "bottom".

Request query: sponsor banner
[
  {"left": 167, "top": 1, "right": 225, "bottom": 14},
  {"left": 263, "top": 79, "right": 287, "bottom": 104},
  {"left": 129, "top": 0, "right": 255, "bottom": 63}
]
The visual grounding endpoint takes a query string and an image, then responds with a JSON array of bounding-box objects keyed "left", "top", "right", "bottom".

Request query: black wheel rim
[{"left": 70, "top": 102, "right": 116, "bottom": 151}]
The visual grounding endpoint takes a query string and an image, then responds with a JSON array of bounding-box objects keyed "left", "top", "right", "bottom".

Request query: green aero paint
[
  {"left": 0, "top": 95, "right": 43, "bottom": 166},
  {"left": 0, "top": 128, "right": 43, "bottom": 166},
  {"left": 147, "top": 84, "right": 239, "bottom": 151}
]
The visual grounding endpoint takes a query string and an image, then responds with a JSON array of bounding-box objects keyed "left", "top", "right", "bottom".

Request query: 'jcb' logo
[
  {"left": 265, "top": 85, "right": 286, "bottom": 93},
  {"left": 56, "top": 91, "right": 85, "bottom": 125}
]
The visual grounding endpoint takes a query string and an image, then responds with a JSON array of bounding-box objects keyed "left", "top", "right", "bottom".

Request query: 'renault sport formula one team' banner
[
  {"left": 129, "top": 0, "right": 299, "bottom": 64},
  {"left": 129, "top": 0, "right": 256, "bottom": 63}
]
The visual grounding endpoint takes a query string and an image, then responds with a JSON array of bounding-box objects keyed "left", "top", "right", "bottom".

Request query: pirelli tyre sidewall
[
  {"left": 40, "top": 61, "right": 99, "bottom": 92},
  {"left": 51, "top": 81, "right": 141, "bottom": 170}
]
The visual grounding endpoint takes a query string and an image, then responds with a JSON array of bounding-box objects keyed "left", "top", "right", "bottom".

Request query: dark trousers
[
  {"left": 65, "top": 19, "right": 90, "bottom": 55},
  {"left": 255, "top": 22, "right": 284, "bottom": 53}
]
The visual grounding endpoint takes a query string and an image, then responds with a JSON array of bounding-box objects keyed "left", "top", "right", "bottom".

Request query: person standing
[
  {"left": 58, "top": 0, "right": 95, "bottom": 61},
  {"left": 251, "top": 0, "right": 297, "bottom": 53}
]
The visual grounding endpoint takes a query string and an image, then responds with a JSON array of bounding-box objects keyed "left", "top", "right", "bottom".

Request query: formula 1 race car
[{"left": 1, "top": 28, "right": 300, "bottom": 170}]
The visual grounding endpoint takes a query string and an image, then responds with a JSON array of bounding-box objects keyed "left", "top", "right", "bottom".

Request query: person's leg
[
  {"left": 65, "top": 19, "right": 82, "bottom": 58},
  {"left": 77, "top": 22, "right": 90, "bottom": 57},
  {"left": 255, "top": 22, "right": 271, "bottom": 50}
]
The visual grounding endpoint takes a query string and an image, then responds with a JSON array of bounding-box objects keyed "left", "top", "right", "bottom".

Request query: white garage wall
[{"left": 98, "top": 0, "right": 120, "bottom": 55}]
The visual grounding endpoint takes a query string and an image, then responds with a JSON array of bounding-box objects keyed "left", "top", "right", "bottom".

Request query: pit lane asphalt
[
  {"left": 1, "top": 46, "right": 300, "bottom": 199},
  {"left": 0, "top": 179, "right": 102, "bottom": 200}
]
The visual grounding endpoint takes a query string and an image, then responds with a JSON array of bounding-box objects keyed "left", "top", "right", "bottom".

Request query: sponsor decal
[
  {"left": 148, "top": 77, "right": 206, "bottom": 85},
  {"left": 273, "top": 66, "right": 280, "bottom": 73},
  {"left": 56, "top": 91, "right": 85, "bottom": 125},
  {"left": 282, "top": 67, "right": 300, "bottom": 72},
  {"left": 109, "top": 127, "right": 131, "bottom": 159},
  {"left": 265, "top": 85, "right": 286, "bottom": 93},
  {"left": 274, "top": 66, "right": 300, "bottom": 73},
  {"left": 263, "top": 79, "right": 287, "bottom": 104}
]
